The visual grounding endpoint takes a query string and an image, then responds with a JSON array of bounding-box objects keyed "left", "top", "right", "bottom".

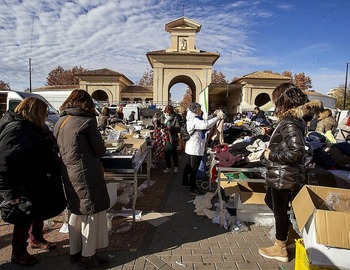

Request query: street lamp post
[
  {"left": 344, "top": 62, "right": 349, "bottom": 110},
  {"left": 28, "top": 58, "right": 32, "bottom": 93}
]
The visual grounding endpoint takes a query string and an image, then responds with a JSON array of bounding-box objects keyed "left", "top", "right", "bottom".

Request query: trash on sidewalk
[
  {"left": 193, "top": 192, "right": 215, "bottom": 216},
  {"left": 59, "top": 208, "right": 69, "bottom": 234},
  {"left": 115, "top": 207, "right": 142, "bottom": 219},
  {"left": 176, "top": 261, "right": 187, "bottom": 267}
]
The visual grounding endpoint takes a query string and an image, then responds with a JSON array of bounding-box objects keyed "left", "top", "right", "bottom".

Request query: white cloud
[{"left": 0, "top": 0, "right": 347, "bottom": 99}]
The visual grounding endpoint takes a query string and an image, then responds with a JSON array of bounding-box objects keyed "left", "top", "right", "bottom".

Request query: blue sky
[{"left": 0, "top": 0, "right": 349, "bottom": 102}]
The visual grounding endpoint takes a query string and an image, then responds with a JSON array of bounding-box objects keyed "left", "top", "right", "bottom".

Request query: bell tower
[
  {"left": 147, "top": 17, "right": 219, "bottom": 105},
  {"left": 165, "top": 17, "right": 201, "bottom": 53}
]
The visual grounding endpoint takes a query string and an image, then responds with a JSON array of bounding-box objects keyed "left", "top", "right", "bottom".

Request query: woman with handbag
[
  {"left": 258, "top": 83, "right": 322, "bottom": 262},
  {"left": 0, "top": 97, "right": 67, "bottom": 266},
  {"left": 54, "top": 89, "right": 110, "bottom": 269}
]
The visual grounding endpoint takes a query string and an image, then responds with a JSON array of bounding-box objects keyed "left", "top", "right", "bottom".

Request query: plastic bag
[
  {"left": 164, "top": 140, "right": 173, "bottom": 151},
  {"left": 324, "top": 130, "right": 336, "bottom": 144},
  {"left": 229, "top": 216, "right": 249, "bottom": 234}
]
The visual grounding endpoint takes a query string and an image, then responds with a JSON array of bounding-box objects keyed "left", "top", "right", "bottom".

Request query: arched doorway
[
  {"left": 254, "top": 93, "right": 271, "bottom": 107},
  {"left": 91, "top": 90, "right": 108, "bottom": 103},
  {"left": 169, "top": 76, "right": 196, "bottom": 103}
]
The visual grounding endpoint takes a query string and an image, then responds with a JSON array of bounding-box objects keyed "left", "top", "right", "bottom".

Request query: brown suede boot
[{"left": 258, "top": 239, "right": 288, "bottom": 262}]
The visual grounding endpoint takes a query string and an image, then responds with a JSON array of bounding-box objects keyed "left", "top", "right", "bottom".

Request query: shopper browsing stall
[
  {"left": 183, "top": 102, "right": 224, "bottom": 195},
  {"left": 258, "top": 83, "right": 322, "bottom": 262}
]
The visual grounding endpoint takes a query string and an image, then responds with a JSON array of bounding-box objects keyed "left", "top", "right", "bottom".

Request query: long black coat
[{"left": 0, "top": 110, "right": 67, "bottom": 221}]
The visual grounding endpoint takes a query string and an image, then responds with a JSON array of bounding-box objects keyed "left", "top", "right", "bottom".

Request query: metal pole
[
  {"left": 344, "top": 62, "right": 349, "bottom": 110},
  {"left": 29, "top": 58, "right": 32, "bottom": 93}
]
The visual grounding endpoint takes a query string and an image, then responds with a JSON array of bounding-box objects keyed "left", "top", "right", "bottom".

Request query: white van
[
  {"left": 0, "top": 90, "right": 59, "bottom": 131},
  {"left": 33, "top": 90, "right": 72, "bottom": 111}
]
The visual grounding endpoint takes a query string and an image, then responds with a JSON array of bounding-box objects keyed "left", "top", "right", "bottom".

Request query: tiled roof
[
  {"left": 121, "top": 85, "right": 153, "bottom": 93},
  {"left": 77, "top": 68, "right": 123, "bottom": 76},
  {"left": 242, "top": 71, "right": 290, "bottom": 79}
]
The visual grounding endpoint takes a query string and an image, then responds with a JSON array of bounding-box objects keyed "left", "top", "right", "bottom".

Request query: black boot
[{"left": 80, "top": 254, "right": 109, "bottom": 269}]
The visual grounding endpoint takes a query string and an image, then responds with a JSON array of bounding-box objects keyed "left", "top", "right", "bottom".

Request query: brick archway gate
[{"left": 146, "top": 17, "right": 219, "bottom": 106}]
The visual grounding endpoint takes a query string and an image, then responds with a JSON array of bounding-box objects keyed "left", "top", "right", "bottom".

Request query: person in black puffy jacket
[
  {"left": 0, "top": 97, "right": 66, "bottom": 266},
  {"left": 258, "top": 83, "right": 322, "bottom": 262}
]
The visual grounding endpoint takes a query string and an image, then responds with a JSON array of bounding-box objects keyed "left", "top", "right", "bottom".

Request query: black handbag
[{"left": 0, "top": 197, "right": 33, "bottom": 224}]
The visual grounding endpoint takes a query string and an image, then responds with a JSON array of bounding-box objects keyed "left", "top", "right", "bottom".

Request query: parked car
[{"left": 0, "top": 90, "right": 59, "bottom": 131}]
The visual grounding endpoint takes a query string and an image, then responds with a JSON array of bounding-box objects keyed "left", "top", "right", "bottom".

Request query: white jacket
[{"left": 185, "top": 110, "right": 219, "bottom": 156}]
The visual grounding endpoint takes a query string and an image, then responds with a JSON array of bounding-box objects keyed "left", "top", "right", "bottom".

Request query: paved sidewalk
[{"left": 0, "top": 156, "right": 296, "bottom": 269}]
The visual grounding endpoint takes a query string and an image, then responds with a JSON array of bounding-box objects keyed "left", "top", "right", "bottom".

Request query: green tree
[{"left": 46, "top": 66, "right": 87, "bottom": 85}]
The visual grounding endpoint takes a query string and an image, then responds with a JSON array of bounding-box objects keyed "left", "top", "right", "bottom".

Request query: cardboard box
[
  {"left": 236, "top": 209, "right": 274, "bottom": 226},
  {"left": 115, "top": 123, "right": 128, "bottom": 131},
  {"left": 302, "top": 216, "right": 350, "bottom": 269},
  {"left": 219, "top": 174, "right": 273, "bottom": 225},
  {"left": 219, "top": 173, "right": 268, "bottom": 207},
  {"left": 123, "top": 137, "right": 147, "bottom": 156},
  {"left": 292, "top": 185, "right": 350, "bottom": 269}
]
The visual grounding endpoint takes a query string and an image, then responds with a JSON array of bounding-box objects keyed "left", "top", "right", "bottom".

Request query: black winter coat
[
  {"left": 0, "top": 110, "right": 67, "bottom": 221},
  {"left": 261, "top": 116, "right": 307, "bottom": 190},
  {"left": 260, "top": 100, "right": 323, "bottom": 190}
]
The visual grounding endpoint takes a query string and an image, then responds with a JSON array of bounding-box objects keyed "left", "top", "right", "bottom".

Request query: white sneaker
[
  {"left": 163, "top": 168, "right": 172, "bottom": 173},
  {"left": 174, "top": 167, "right": 179, "bottom": 173}
]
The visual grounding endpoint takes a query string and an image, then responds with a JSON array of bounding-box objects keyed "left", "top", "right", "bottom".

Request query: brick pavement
[{"left": 0, "top": 155, "right": 296, "bottom": 269}]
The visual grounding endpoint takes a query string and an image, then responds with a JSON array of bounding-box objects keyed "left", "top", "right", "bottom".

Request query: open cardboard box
[
  {"left": 292, "top": 185, "right": 350, "bottom": 269},
  {"left": 219, "top": 173, "right": 272, "bottom": 224},
  {"left": 292, "top": 185, "right": 350, "bottom": 249},
  {"left": 219, "top": 173, "right": 268, "bottom": 206}
]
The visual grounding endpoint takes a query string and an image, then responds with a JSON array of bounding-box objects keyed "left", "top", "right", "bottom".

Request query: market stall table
[{"left": 102, "top": 145, "right": 152, "bottom": 228}]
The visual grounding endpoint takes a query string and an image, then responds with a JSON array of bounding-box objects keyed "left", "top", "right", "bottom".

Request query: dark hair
[
  {"left": 189, "top": 102, "right": 201, "bottom": 113},
  {"left": 272, "top": 83, "right": 309, "bottom": 117},
  {"left": 163, "top": 105, "right": 175, "bottom": 114},
  {"left": 60, "top": 89, "right": 96, "bottom": 115},
  {"left": 15, "top": 97, "right": 47, "bottom": 128}
]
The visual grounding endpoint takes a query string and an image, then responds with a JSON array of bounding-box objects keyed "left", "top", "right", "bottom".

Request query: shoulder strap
[{"left": 59, "top": 115, "right": 72, "bottom": 129}]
